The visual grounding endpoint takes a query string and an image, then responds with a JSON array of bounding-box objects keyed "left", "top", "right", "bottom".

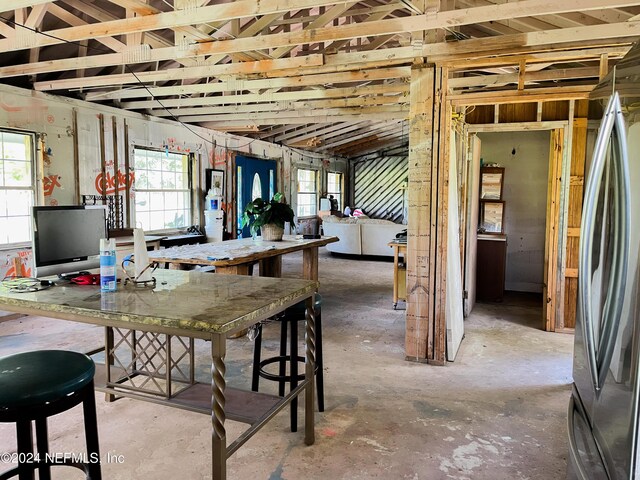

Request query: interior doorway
[{"left": 462, "top": 124, "right": 570, "bottom": 330}]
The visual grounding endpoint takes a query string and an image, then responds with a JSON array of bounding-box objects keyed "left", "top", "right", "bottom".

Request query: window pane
[
  {"left": 164, "top": 191, "right": 179, "bottom": 211},
  {"left": 147, "top": 151, "right": 161, "bottom": 170},
  {"left": 0, "top": 218, "right": 8, "bottom": 243},
  {"left": 296, "top": 169, "right": 316, "bottom": 216},
  {"left": 4, "top": 160, "right": 31, "bottom": 186},
  {"left": 149, "top": 192, "right": 164, "bottom": 210},
  {"left": 269, "top": 170, "right": 274, "bottom": 200},
  {"left": 327, "top": 172, "right": 342, "bottom": 211},
  {"left": 175, "top": 172, "right": 186, "bottom": 189},
  {"left": 0, "top": 131, "right": 34, "bottom": 246},
  {"left": 251, "top": 173, "right": 262, "bottom": 201},
  {"left": 2, "top": 132, "right": 28, "bottom": 160},
  {"left": 0, "top": 190, "right": 6, "bottom": 216},
  {"left": 134, "top": 150, "right": 147, "bottom": 170},
  {"left": 135, "top": 191, "right": 150, "bottom": 212},
  {"left": 133, "top": 148, "right": 192, "bottom": 230},
  {"left": 297, "top": 169, "right": 316, "bottom": 193},
  {"left": 135, "top": 170, "right": 149, "bottom": 189},
  {"left": 7, "top": 190, "right": 33, "bottom": 216},
  {"left": 7, "top": 216, "right": 30, "bottom": 243},
  {"left": 161, "top": 170, "right": 176, "bottom": 189}
]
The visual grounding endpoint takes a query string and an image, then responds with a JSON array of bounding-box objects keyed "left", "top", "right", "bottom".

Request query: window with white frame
[
  {"left": 133, "top": 148, "right": 192, "bottom": 231},
  {"left": 0, "top": 130, "right": 35, "bottom": 246},
  {"left": 296, "top": 168, "right": 317, "bottom": 217},
  {"left": 327, "top": 172, "right": 343, "bottom": 211}
]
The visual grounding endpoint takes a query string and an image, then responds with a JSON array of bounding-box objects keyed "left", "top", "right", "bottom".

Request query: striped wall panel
[{"left": 354, "top": 155, "right": 408, "bottom": 223}]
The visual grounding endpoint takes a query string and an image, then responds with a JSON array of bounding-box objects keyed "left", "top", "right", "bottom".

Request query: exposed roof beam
[
  {"left": 198, "top": 111, "right": 407, "bottom": 126},
  {"left": 271, "top": 2, "right": 358, "bottom": 59},
  {"left": 319, "top": 122, "right": 404, "bottom": 149},
  {"left": 449, "top": 66, "right": 600, "bottom": 89},
  {"left": 441, "top": 45, "right": 629, "bottom": 68},
  {"left": 0, "top": 0, "right": 349, "bottom": 52},
  {"left": 449, "top": 85, "right": 593, "bottom": 106},
  {"left": 85, "top": 67, "right": 410, "bottom": 100},
  {"left": 277, "top": 121, "right": 374, "bottom": 143},
  {"left": 46, "top": 3, "right": 126, "bottom": 52},
  {"left": 179, "top": 105, "right": 407, "bottom": 123},
  {"left": 2, "top": 1, "right": 639, "bottom": 76},
  {"left": 34, "top": 54, "right": 324, "bottom": 91},
  {"left": 0, "top": 0, "right": 55, "bottom": 12},
  {"left": 121, "top": 84, "right": 408, "bottom": 109},
  {"left": 149, "top": 95, "right": 406, "bottom": 118}
]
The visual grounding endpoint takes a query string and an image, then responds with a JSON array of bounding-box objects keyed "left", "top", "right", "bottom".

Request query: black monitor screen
[{"left": 33, "top": 206, "right": 107, "bottom": 269}]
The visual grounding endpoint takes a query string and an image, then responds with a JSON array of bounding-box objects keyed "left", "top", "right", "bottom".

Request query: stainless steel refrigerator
[{"left": 568, "top": 45, "right": 640, "bottom": 479}]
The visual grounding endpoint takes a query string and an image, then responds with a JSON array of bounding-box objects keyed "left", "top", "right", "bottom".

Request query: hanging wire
[{"left": 0, "top": 15, "right": 261, "bottom": 150}]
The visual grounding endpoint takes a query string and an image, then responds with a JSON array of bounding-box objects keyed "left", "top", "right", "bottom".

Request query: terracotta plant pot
[{"left": 260, "top": 223, "right": 284, "bottom": 241}]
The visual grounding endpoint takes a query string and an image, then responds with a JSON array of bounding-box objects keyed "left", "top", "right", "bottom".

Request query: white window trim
[
  {"left": 132, "top": 147, "right": 195, "bottom": 233},
  {"left": 326, "top": 171, "right": 343, "bottom": 211},
  {"left": 296, "top": 167, "right": 318, "bottom": 219},
  {"left": 0, "top": 128, "right": 37, "bottom": 250}
]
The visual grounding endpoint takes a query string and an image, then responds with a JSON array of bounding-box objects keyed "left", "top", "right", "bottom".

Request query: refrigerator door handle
[
  {"left": 595, "top": 100, "right": 630, "bottom": 390},
  {"left": 579, "top": 92, "right": 630, "bottom": 392}
]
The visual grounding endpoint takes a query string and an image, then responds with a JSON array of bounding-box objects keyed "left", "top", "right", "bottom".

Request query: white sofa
[{"left": 322, "top": 216, "right": 406, "bottom": 256}]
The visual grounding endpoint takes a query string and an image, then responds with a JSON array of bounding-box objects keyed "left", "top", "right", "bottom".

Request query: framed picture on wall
[{"left": 205, "top": 168, "right": 225, "bottom": 196}]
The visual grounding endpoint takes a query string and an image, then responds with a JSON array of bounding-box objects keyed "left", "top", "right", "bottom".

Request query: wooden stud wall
[
  {"left": 542, "top": 101, "right": 570, "bottom": 121},
  {"left": 561, "top": 100, "right": 589, "bottom": 330},
  {"left": 406, "top": 64, "right": 449, "bottom": 365},
  {"left": 407, "top": 65, "right": 435, "bottom": 362},
  {"left": 544, "top": 128, "right": 565, "bottom": 332},
  {"left": 499, "top": 103, "right": 537, "bottom": 123}
]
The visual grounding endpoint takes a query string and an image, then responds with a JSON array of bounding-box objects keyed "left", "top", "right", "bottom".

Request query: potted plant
[{"left": 241, "top": 192, "right": 295, "bottom": 241}]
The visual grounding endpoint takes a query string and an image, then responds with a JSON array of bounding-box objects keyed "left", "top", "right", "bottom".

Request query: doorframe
[{"left": 463, "top": 119, "right": 572, "bottom": 331}]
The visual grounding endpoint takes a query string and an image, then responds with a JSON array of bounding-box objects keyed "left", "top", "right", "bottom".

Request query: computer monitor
[{"left": 32, "top": 205, "right": 108, "bottom": 278}]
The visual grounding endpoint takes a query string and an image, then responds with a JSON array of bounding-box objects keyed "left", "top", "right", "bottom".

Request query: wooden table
[
  {"left": 149, "top": 235, "right": 338, "bottom": 281},
  {"left": 0, "top": 270, "right": 318, "bottom": 480},
  {"left": 388, "top": 240, "right": 407, "bottom": 309},
  {"left": 114, "top": 234, "right": 165, "bottom": 250}
]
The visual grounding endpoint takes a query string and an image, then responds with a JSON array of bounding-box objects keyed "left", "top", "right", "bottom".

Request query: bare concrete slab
[{"left": 0, "top": 249, "right": 572, "bottom": 480}]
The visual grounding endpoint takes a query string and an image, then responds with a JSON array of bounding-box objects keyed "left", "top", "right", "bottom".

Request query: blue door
[{"left": 236, "top": 155, "right": 277, "bottom": 238}]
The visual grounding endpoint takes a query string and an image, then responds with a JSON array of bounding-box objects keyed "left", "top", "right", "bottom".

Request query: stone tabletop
[
  {"left": 148, "top": 235, "right": 338, "bottom": 266},
  {"left": 0, "top": 270, "right": 318, "bottom": 337}
]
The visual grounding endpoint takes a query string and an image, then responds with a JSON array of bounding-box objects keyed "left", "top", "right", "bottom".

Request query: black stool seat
[
  {"left": 0, "top": 350, "right": 95, "bottom": 410},
  {"left": 252, "top": 294, "right": 324, "bottom": 432},
  {"left": 0, "top": 350, "right": 102, "bottom": 480}
]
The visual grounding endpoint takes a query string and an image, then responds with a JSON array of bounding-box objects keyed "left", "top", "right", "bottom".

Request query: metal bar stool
[
  {"left": 0, "top": 350, "right": 102, "bottom": 480},
  {"left": 251, "top": 294, "right": 324, "bottom": 432}
]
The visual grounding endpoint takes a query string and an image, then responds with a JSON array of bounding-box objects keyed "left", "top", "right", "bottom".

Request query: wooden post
[
  {"left": 123, "top": 120, "right": 131, "bottom": 228},
  {"left": 112, "top": 116, "right": 119, "bottom": 226},
  {"left": 406, "top": 64, "right": 450, "bottom": 364},
  {"left": 98, "top": 114, "right": 106, "bottom": 204},
  {"left": 72, "top": 108, "right": 80, "bottom": 204},
  {"left": 561, "top": 100, "right": 589, "bottom": 330},
  {"left": 406, "top": 65, "right": 434, "bottom": 362}
]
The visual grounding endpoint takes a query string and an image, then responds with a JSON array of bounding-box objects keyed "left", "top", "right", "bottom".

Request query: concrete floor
[{"left": 0, "top": 249, "right": 574, "bottom": 479}]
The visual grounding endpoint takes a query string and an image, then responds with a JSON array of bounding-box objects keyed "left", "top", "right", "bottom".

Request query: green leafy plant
[{"left": 241, "top": 192, "right": 295, "bottom": 238}]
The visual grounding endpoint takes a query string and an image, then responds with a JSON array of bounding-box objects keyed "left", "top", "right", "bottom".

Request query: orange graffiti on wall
[
  {"left": 43, "top": 174, "right": 61, "bottom": 196},
  {"left": 94, "top": 170, "right": 135, "bottom": 195},
  {"left": 3, "top": 251, "right": 32, "bottom": 279}
]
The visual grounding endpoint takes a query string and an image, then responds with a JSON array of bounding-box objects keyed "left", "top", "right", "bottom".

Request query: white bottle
[
  {"left": 100, "top": 238, "right": 117, "bottom": 292},
  {"left": 205, "top": 189, "right": 215, "bottom": 210}
]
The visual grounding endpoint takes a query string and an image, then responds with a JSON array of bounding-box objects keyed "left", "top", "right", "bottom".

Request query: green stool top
[
  {"left": 0, "top": 350, "right": 95, "bottom": 410},
  {"left": 284, "top": 293, "right": 322, "bottom": 320}
]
